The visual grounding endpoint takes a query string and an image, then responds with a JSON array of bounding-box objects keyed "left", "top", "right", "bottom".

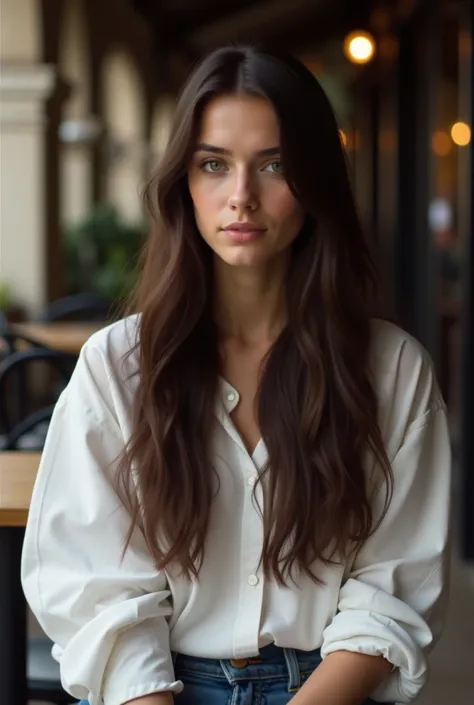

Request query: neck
[{"left": 213, "top": 256, "right": 288, "bottom": 346}]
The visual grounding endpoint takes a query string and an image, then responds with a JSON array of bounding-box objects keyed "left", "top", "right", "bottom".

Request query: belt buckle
[{"left": 230, "top": 658, "right": 250, "bottom": 669}]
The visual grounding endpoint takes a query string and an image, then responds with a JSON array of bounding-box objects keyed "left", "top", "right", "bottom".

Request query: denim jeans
[{"left": 77, "top": 643, "right": 390, "bottom": 704}]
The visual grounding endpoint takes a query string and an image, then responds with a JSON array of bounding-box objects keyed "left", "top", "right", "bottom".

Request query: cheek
[
  {"left": 189, "top": 179, "right": 222, "bottom": 223},
  {"left": 267, "top": 186, "right": 305, "bottom": 230}
]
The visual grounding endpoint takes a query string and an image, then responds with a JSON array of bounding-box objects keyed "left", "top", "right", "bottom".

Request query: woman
[{"left": 22, "top": 46, "right": 451, "bottom": 705}]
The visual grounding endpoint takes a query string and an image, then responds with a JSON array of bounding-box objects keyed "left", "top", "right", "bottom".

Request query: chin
[{"left": 218, "top": 247, "right": 271, "bottom": 268}]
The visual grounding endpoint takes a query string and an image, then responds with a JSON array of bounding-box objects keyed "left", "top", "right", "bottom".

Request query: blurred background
[{"left": 0, "top": 0, "right": 473, "bottom": 703}]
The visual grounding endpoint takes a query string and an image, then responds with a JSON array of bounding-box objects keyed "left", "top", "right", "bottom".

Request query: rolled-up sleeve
[
  {"left": 21, "top": 346, "right": 183, "bottom": 705},
  {"left": 321, "top": 405, "right": 451, "bottom": 702}
]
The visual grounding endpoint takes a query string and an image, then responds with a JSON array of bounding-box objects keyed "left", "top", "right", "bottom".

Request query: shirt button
[
  {"left": 248, "top": 574, "right": 259, "bottom": 586},
  {"left": 247, "top": 475, "right": 258, "bottom": 487},
  {"left": 226, "top": 391, "right": 237, "bottom": 402}
]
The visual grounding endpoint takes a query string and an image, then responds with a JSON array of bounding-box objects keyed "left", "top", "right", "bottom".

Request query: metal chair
[
  {"left": 0, "top": 330, "right": 57, "bottom": 439},
  {"left": 0, "top": 348, "right": 77, "bottom": 449},
  {"left": 0, "top": 328, "right": 53, "bottom": 357},
  {"left": 39, "top": 291, "right": 112, "bottom": 322},
  {"left": 0, "top": 310, "right": 8, "bottom": 333},
  {"left": 0, "top": 348, "right": 77, "bottom": 703}
]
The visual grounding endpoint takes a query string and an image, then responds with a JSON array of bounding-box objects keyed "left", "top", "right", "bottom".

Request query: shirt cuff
[
  {"left": 100, "top": 615, "right": 182, "bottom": 705},
  {"left": 321, "top": 610, "right": 428, "bottom": 702},
  {"left": 101, "top": 678, "right": 184, "bottom": 705},
  {"left": 56, "top": 593, "right": 179, "bottom": 704}
]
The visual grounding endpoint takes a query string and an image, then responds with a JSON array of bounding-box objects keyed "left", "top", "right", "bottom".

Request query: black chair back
[
  {"left": 0, "top": 348, "right": 77, "bottom": 449},
  {"left": 0, "top": 329, "right": 55, "bottom": 433},
  {"left": 0, "top": 310, "right": 8, "bottom": 333},
  {"left": 39, "top": 292, "right": 112, "bottom": 322},
  {"left": 0, "top": 330, "right": 53, "bottom": 358}
]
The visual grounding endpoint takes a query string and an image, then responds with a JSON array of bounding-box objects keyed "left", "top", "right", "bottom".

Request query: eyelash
[
  {"left": 199, "top": 159, "right": 283, "bottom": 175},
  {"left": 200, "top": 159, "right": 226, "bottom": 173},
  {"left": 265, "top": 161, "right": 283, "bottom": 174}
]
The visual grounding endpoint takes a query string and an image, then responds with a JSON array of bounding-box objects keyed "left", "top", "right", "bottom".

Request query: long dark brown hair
[{"left": 118, "top": 45, "right": 392, "bottom": 586}]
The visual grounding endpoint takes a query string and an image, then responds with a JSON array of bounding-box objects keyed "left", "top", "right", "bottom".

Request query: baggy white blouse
[{"left": 21, "top": 316, "right": 452, "bottom": 705}]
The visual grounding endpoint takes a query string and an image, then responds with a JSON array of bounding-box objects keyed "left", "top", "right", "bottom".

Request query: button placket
[
  {"left": 232, "top": 450, "right": 265, "bottom": 656},
  {"left": 221, "top": 379, "right": 239, "bottom": 411},
  {"left": 233, "top": 569, "right": 263, "bottom": 656}
]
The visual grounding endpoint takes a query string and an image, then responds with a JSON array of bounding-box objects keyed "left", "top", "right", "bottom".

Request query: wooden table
[
  {"left": 0, "top": 452, "right": 41, "bottom": 705},
  {"left": 14, "top": 321, "right": 103, "bottom": 354},
  {"left": 0, "top": 451, "right": 39, "bottom": 526}
]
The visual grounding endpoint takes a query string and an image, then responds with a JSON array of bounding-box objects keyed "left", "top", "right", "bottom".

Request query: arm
[
  {"left": 22, "top": 343, "right": 183, "bottom": 705},
  {"left": 312, "top": 404, "right": 451, "bottom": 704},
  {"left": 291, "top": 651, "right": 392, "bottom": 705}
]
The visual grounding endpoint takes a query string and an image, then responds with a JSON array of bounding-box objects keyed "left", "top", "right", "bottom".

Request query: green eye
[
  {"left": 264, "top": 161, "right": 283, "bottom": 174},
  {"left": 202, "top": 160, "right": 225, "bottom": 172}
]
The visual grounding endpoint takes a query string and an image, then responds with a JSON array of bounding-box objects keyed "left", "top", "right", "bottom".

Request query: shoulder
[
  {"left": 61, "top": 315, "right": 141, "bottom": 426},
  {"left": 79, "top": 313, "right": 141, "bottom": 381},
  {"left": 370, "top": 318, "right": 431, "bottom": 376},
  {"left": 369, "top": 318, "right": 445, "bottom": 452}
]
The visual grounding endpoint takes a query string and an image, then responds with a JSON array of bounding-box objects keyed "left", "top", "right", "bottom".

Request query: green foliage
[
  {"left": 0, "top": 281, "right": 13, "bottom": 311},
  {"left": 64, "top": 203, "right": 146, "bottom": 303}
]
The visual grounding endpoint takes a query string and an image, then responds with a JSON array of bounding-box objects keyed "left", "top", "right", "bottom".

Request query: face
[{"left": 188, "top": 94, "right": 305, "bottom": 269}]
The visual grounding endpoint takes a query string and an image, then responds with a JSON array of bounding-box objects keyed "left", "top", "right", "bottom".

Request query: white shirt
[{"left": 21, "top": 315, "right": 451, "bottom": 705}]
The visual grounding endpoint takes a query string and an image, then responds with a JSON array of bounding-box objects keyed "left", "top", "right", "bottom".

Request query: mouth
[
  {"left": 224, "top": 221, "right": 265, "bottom": 232},
  {"left": 222, "top": 222, "right": 266, "bottom": 243}
]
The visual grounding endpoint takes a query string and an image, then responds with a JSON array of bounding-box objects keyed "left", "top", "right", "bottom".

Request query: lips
[
  {"left": 224, "top": 222, "right": 265, "bottom": 232},
  {"left": 223, "top": 223, "right": 266, "bottom": 244}
]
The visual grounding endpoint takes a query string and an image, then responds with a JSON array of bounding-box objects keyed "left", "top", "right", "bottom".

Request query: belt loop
[
  {"left": 219, "top": 659, "right": 235, "bottom": 686},
  {"left": 283, "top": 648, "right": 301, "bottom": 692}
]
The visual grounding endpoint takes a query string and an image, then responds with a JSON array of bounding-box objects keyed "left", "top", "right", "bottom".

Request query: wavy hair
[{"left": 118, "top": 45, "right": 392, "bottom": 586}]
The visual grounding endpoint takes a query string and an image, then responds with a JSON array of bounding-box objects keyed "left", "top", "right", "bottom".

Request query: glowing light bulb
[
  {"left": 451, "top": 122, "right": 471, "bottom": 146},
  {"left": 344, "top": 31, "right": 376, "bottom": 64}
]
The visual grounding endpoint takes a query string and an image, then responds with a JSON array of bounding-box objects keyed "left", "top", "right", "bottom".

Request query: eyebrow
[{"left": 194, "top": 143, "right": 280, "bottom": 157}]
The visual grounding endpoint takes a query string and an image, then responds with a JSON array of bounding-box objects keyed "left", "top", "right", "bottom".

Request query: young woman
[{"left": 22, "top": 46, "right": 451, "bottom": 705}]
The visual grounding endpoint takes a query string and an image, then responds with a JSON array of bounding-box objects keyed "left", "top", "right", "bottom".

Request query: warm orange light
[
  {"left": 344, "top": 31, "right": 376, "bottom": 64},
  {"left": 379, "top": 129, "right": 396, "bottom": 151},
  {"left": 432, "top": 130, "right": 452, "bottom": 156},
  {"left": 339, "top": 129, "right": 347, "bottom": 147},
  {"left": 451, "top": 121, "right": 471, "bottom": 146}
]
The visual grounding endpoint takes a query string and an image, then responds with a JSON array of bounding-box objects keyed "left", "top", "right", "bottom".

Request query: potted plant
[
  {"left": 64, "top": 203, "right": 145, "bottom": 304},
  {"left": 0, "top": 280, "right": 25, "bottom": 323}
]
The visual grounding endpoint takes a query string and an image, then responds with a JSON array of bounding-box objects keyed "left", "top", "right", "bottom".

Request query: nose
[{"left": 227, "top": 170, "right": 258, "bottom": 212}]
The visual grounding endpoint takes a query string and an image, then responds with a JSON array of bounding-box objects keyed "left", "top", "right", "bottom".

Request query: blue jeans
[{"left": 78, "top": 643, "right": 389, "bottom": 704}]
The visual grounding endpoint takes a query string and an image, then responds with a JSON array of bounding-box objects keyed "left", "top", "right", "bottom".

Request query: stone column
[
  {"left": 0, "top": 64, "right": 56, "bottom": 315},
  {"left": 59, "top": 0, "right": 94, "bottom": 226}
]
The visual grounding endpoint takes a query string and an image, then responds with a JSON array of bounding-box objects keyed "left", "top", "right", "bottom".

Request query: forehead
[{"left": 196, "top": 94, "right": 280, "bottom": 148}]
